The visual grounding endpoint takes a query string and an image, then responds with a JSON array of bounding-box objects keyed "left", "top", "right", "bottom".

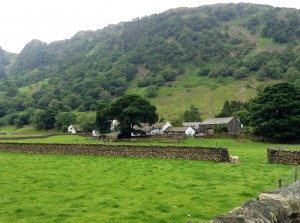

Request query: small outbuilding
[
  {"left": 182, "top": 122, "right": 202, "bottom": 129},
  {"left": 68, "top": 124, "right": 83, "bottom": 134},
  {"left": 165, "top": 126, "right": 195, "bottom": 136}
]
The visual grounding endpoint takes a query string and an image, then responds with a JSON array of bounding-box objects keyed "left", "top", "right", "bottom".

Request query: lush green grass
[
  {"left": 0, "top": 138, "right": 298, "bottom": 222},
  {"left": 0, "top": 125, "right": 62, "bottom": 136},
  {"left": 0, "top": 134, "right": 101, "bottom": 144},
  {"left": 0, "top": 125, "right": 18, "bottom": 134}
]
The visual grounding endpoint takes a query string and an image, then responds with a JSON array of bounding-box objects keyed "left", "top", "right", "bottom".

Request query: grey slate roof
[
  {"left": 165, "top": 126, "right": 189, "bottom": 132},
  {"left": 182, "top": 122, "right": 202, "bottom": 127},
  {"left": 201, "top": 117, "right": 235, "bottom": 125},
  {"left": 152, "top": 122, "right": 168, "bottom": 129},
  {"left": 134, "top": 122, "right": 168, "bottom": 131}
]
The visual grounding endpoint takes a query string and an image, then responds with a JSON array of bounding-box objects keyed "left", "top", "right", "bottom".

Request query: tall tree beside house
[
  {"left": 183, "top": 104, "right": 201, "bottom": 122},
  {"left": 248, "top": 83, "right": 300, "bottom": 141},
  {"left": 106, "top": 94, "right": 158, "bottom": 137},
  {"left": 95, "top": 101, "right": 111, "bottom": 134}
]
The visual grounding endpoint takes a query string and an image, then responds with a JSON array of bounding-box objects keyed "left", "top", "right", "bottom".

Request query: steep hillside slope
[{"left": 0, "top": 3, "right": 299, "bottom": 123}]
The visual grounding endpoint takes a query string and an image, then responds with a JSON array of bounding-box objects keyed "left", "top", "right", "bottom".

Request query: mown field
[{"left": 0, "top": 136, "right": 298, "bottom": 223}]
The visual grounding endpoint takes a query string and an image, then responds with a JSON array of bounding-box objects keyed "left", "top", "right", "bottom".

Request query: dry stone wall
[
  {"left": 206, "top": 181, "right": 300, "bottom": 223},
  {"left": 268, "top": 148, "right": 300, "bottom": 165},
  {"left": 0, "top": 143, "right": 229, "bottom": 162}
]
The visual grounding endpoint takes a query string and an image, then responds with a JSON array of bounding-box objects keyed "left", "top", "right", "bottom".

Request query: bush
[
  {"left": 213, "top": 125, "right": 228, "bottom": 133},
  {"left": 62, "top": 125, "right": 68, "bottom": 133},
  {"left": 145, "top": 85, "right": 158, "bottom": 98}
]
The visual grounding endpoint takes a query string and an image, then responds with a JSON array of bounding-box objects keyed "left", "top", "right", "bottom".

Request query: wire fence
[{"left": 277, "top": 165, "right": 298, "bottom": 188}]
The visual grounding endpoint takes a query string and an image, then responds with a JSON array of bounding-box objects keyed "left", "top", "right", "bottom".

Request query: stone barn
[{"left": 198, "top": 117, "right": 242, "bottom": 134}]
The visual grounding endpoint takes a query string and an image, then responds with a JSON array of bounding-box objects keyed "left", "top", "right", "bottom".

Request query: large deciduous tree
[
  {"left": 40, "top": 108, "right": 56, "bottom": 130},
  {"left": 95, "top": 101, "right": 111, "bottom": 134},
  {"left": 248, "top": 83, "right": 300, "bottom": 141},
  {"left": 32, "top": 108, "right": 56, "bottom": 130},
  {"left": 107, "top": 94, "right": 158, "bottom": 137}
]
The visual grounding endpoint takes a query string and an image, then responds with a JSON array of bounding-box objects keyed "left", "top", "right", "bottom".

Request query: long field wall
[
  {"left": 0, "top": 143, "right": 229, "bottom": 162},
  {"left": 268, "top": 148, "right": 300, "bottom": 165}
]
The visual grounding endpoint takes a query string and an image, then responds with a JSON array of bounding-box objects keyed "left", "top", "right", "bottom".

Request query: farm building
[
  {"left": 68, "top": 124, "right": 83, "bottom": 134},
  {"left": 110, "top": 119, "right": 119, "bottom": 132},
  {"left": 198, "top": 117, "right": 242, "bottom": 134},
  {"left": 165, "top": 126, "right": 195, "bottom": 136},
  {"left": 182, "top": 122, "right": 202, "bottom": 129},
  {"left": 133, "top": 121, "right": 172, "bottom": 135}
]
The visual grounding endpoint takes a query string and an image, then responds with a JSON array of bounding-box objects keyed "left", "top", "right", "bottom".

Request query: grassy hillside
[{"left": 128, "top": 67, "right": 279, "bottom": 119}]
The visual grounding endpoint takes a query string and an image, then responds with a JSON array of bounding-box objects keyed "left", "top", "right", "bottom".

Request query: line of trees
[
  {"left": 2, "top": 83, "right": 299, "bottom": 143},
  {"left": 217, "top": 83, "right": 300, "bottom": 141}
]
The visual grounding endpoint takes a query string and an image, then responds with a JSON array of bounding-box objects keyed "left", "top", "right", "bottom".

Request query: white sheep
[{"left": 229, "top": 155, "right": 240, "bottom": 164}]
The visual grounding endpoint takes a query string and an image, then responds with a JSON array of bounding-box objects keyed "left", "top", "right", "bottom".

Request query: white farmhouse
[{"left": 68, "top": 124, "right": 82, "bottom": 134}]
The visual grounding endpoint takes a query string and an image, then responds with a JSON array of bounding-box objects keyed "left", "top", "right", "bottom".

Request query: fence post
[
  {"left": 279, "top": 179, "right": 282, "bottom": 188},
  {"left": 295, "top": 165, "right": 298, "bottom": 182}
]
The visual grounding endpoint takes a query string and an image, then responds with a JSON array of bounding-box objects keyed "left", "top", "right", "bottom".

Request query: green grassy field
[
  {"left": 0, "top": 137, "right": 298, "bottom": 223},
  {"left": 0, "top": 134, "right": 101, "bottom": 144}
]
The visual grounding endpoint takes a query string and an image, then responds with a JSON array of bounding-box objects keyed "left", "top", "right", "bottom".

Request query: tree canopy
[
  {"left": 248, "top": 83, "right": 300, "bottom": 141},
  {"left": 216, "top": 100, "right": 245, "bottom": 118},
  {"left": 95, "top": 101, "right": 111, "bottom": 134},
  {"left": 183, "top": 104, "right": 201, "bottom": 122},
  {"left": 106, "top": 94, "right": 158, "bottom": 137}
]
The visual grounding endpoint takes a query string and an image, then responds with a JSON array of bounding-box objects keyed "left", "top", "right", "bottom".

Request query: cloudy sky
[{"left": 1, "top": 0, "right": 299, "bottom": 53}]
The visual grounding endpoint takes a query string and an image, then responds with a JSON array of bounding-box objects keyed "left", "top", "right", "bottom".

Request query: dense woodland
[{"left": 0, "top": 3, "right": 299, "bottom": 130}]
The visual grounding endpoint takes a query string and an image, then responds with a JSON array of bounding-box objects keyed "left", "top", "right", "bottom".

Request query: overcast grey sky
[{"left": 1, "top": 0, "right": 299, "bottom": 53}]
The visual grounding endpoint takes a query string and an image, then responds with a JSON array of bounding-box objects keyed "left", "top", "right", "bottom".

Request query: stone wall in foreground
[
  {"left": 206, "top": 181, "right": 300, "bottom": 223},
  {"left": 268, "top": 148, "right": 300, "bottom": 165},
  {"left": 0, "top": 143, "right": 229, "bottom": 162}
]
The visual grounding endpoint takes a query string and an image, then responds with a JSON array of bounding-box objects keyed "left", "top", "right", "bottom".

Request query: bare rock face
[{"left": 208, "top": 181, "right": 300, "bottom": 223}]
